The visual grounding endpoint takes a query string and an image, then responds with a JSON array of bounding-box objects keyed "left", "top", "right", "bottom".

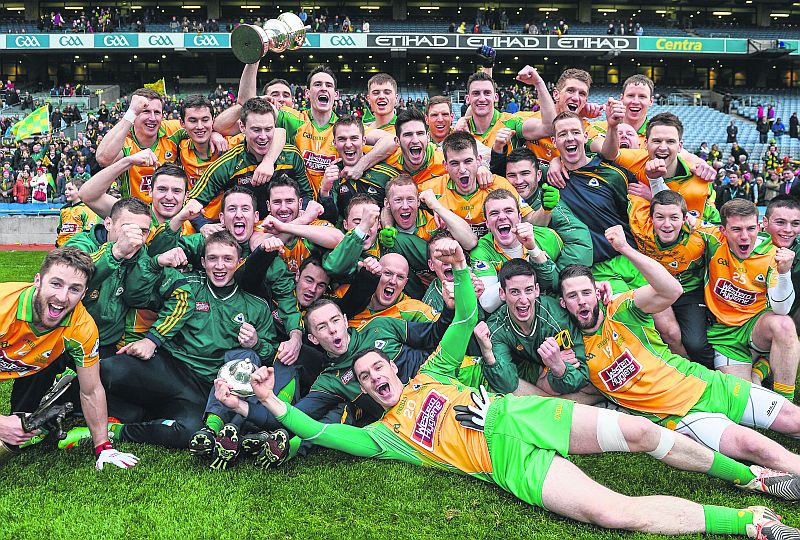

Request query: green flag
[{"left": 12, "top": 105, "right": 50, "bottom": 142}]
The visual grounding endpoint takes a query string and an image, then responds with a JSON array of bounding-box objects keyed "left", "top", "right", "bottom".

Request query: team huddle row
[{"left": 4, "top": 60, "right": 800, "bottom": 538}]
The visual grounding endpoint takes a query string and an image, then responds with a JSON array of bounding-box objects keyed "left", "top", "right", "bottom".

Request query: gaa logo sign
[
  {"left": 330, "top": 35, "right": 356, "bottom": 47},
  {"left": 59, "top": 35, "right": 85, "bottom": 47},
  {"left": 103, "top": 35, "right": 131, "bottom": 47},
  {"left": 193, "top": 34, "right": 220, "bottom": 47},
  {"left": 148, "top": 35, "right": 175, "bottom": 46},
  {"left": 14, "top": 35, "right": 42, "bottom": 47}
]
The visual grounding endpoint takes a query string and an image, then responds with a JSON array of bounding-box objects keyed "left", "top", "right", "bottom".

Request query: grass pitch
[{"left": 1, "top": 251, "right": 799, "bottom": 540}]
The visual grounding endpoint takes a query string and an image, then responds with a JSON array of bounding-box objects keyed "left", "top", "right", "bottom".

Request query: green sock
[
  {"left": 773, "top": 382, "right": 795, "bottom": 401},
  {"left": 205, "top": 414, "right": 224, "bottom": 434},
  {"left": 108, "top": 422, "right": 123, "bottom": 439},
  {"left": 708, "top": 451, "right": 756, "bottom": 485},
  {"left": 703, "top": 506, "right": 752, "bottom": 536},
  {"left": 287, "top": 436, "right": 301, "bottom": 460}
]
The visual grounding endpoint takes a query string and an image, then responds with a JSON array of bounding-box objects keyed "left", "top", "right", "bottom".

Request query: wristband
[
  {"left": 528, "top": 247, "right": 543, "bottom": 260},
  {"left": 123, "top": 110, "right": 136, "bottom": 123},
  {"left": 95, "top": 441, "right": 113, "bottom": 457}
]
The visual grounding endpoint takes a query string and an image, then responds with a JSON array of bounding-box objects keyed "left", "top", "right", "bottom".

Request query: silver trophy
[
  {"left": 231, "top": 12, "right": 308, "bottom": 64},
  {"left": 217, "top": 358, "right": 258, "bottom": 397}
]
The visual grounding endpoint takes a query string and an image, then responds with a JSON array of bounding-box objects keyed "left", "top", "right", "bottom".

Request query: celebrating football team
[{"left": 5, "top": 47, "right": 800, "bottom": 539}]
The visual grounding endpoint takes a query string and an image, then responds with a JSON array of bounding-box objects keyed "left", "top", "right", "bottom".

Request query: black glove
[{"left": 476, "top": 45, "right": 497, "bottom": 68}]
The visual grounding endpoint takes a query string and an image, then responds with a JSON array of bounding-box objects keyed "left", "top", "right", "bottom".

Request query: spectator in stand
[
  {"left": 696, "top": 142, "right": 709, "bottom": 161},
  {"left": 635, "top": 23, "right": 644, "bottom": 36},
  {"left": 0, "top": 169, "right": 13, "bottom": 203},
  {"left": 730, "top": 141, "right": 747, "bottom": 163},
  {"left": 778, "top": 167, "right": 800, "bottom": 200},
  {"left": 757, "top": 103, "right": 764, "bottom": 122},
  {"left": 13, "top": 170, "right": 30, "bottom": 203},
  {"left": 726, "top": 120, "right": 737, "bottom": 143},
  {"left": 753, "top": 176, "right": 766, "bottom": 207},
  {"left": 757, "top": 117, "right": 769, "bottom": 144},
  {"left": 709, "top": 143, "right": 722, "bottom": 163},
  {"left": 169, "top": 16, "right": 179, "bottom": 31},
  {"left": 765, "top": 170, "right": 781, "bottom": 202},
  {"left": 50, "top": 107, "right": 63, "bottom": 131},
  {"left": 773, "top": 117, "right": 787, "bottom": 137},
  {"left": 362, "top": 20, "right": 370, "bottom": 33},
  {"left": 790, "top": 112, "right": 799, "bottom": 139},
  {"left": 763, "top": 144, "right": 781, "bottom": 171},
  {"left": 767, "top": 104, "right": 776, "bottom": 130},
  {"left": 717, "top": 170, "right": 753, "bottom": 209}
]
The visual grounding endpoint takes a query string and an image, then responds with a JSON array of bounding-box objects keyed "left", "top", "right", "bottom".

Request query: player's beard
[
  {"left": 570, "top": 303, "right": 601, "bottom": 331},
  {"left": 32, "top": 290, "right": 61, "bottom": 329}
]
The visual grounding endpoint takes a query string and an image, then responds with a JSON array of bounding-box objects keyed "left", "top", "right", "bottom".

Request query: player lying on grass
[
  {"left": 0, "top": 247, "right": 137, "bottom": 470},
  {"left": 559, "top": 225, "right": 800, "bottom": 479},
  {"left": 218, "top": 239, "right": 800, "bottom": 539}
]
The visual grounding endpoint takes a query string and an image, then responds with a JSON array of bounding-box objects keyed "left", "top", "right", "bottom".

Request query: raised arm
[
  {"left": 96, "top": 94, "right": 148, "bottom": 166},
  {"left": 79, "top": 149, "right": 157, "bottom": 218},
  {"left": 419, "top": 189, "right": 479, "bottom": 250},
  {"left": 213, "top": 62, "right": 259, "bottom": 136},
  {"left": 517, "top": 66, "right": 556, "bottom": 141},
  {"left": 605, "top": 225, "right": 683, "bottom": 314}
]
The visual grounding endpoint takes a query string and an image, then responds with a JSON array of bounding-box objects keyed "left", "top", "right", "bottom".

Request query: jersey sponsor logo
[
  {"left": 302, "top": 150, "right": 337, "bottom": 172},
  {"left": 713, "top": 278, "right": 758, "bottom": 306},
  {"left": 716, "top": 258, "right": 729, "bottom": 267},
  {"left": 237, "top": 174, "right": 254, "bottom": 186},
  {"left": 0, "top": 350, "right": 38, "bottom": 376},
  {"left": 61, "top": 223, "right": 78, "bottom": 233},
  {"left": 411, "top": 389, "right": 448, "bottom": 450},
  {"left": 340, "top": 369, "right": 354, "bottom": 385},
  {"left": 598, "top": 348, "right": 641, "bottom": 392},
  {"left": 195, "top": 301, "right": 210, "bottom": 312}
]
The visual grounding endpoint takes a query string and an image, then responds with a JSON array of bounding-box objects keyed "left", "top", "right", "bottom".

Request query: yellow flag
[
  {"left": 144, "top": 78, "right": 166, "bottom": 97},
  {"left": 12, "top": 105, "right": 50, "bottom": 142}
]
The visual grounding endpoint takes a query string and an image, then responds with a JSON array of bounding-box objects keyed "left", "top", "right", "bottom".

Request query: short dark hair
[
  {"left": 650, "top": 190, "right": 687, "bottom": 218},
  {"left": 646, "top": 112, "right": 684, "bottom": 140},
  {"left": 720, "top": 199, "right": 758, "bottom": 226},
  {"left": 367, "top": 73, "right": 397, "bottom": 93},
  {"left": 345, "top": 194, "right": 379, "bottom": 221},
  {"left": 333, "top": 115, "right": 365, "bottom": 138},
  {"left": 40, "top": 246, "right": 95, "bottom": 284},
  {"left": 222, "top": 185, "right": 257, "bottom": 211},
  {"left": 298, "top": 256, "right": 328, "bottom": 279},
  {"left": 307, "top": 65, "right": 338, "bottom": 90},
  {"left": 558, "top": 264, "right": 596, "bottom": 295},
  {"left": 239, "top": 97, "right": 276, "bottom": 125},
  {"left": 152, "top": 163, "right": 188, "bottom": 189},
  {"left": 304, "top": 297, "right": 342, "bottom": 333},
  {"left": 180, "top": 94, "right": 214, "bottom": 120},
  {"left": 553, "top": 111, "right": 582, "bottom": 131},
  {"left": 266, "top": 173, "right": 301, "bottom": 201},
  {"left": 466, "top": 71, "right": 497, "bottom": 94},
  {"left": 205, "top": 230, "right": 241, "bottom": 258},
  {"left": 483, "top": 188, "right": 519, "bottom": 216},
  {"left": 396, "top": 107, "right": 427, "bottom": 138},
  {"left": 263, "top": 78, "right": 291, "bottom": 95},
  {"left": 506, "top": 147, "right": 540, "bottom": 171},
  {"left": 350, "top": 346, "right": 392, "bottom": 375},
  {"left": 442, "top": 131, "right": 478, "bottom": 160},
  {"left": 427, "top": 229, "right": 454, "bottom": 259},
  {"left": 766, "top": 197, "right": 800, "bottom": 218},
  {"left": 498, "top": 258, "right": 537, "bottom": 289},
  {"left": 426, "top": 95, "right": 452, "bottom": 115},
  {"left": 110, "top": 197, "right": 150, "bottom": 220}
]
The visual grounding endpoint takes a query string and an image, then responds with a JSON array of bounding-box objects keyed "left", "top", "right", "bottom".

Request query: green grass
[{"left": 1, "top": 251, "right": 799, "bottom": 539}]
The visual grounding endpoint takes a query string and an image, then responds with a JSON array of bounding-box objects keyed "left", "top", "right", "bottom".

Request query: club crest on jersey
[
  {"left": 669, "top": 261, "right": 679, "bottom": 269},
  {"left": 474, "top": 260, "right": 489, "bottom": 271},
  {"left": 374, "top": 339, "right": 386, "bottom": 349},
  {"left": 588, "top": 179, "right": 600, "bottom": 187},
  {"left": 713, "top": 278, "right": 757, "bottom": 306},
  {"left": 115, "top": 286, "right": 124, "bottom": 297},
  {"left": 165, "top": 151, "right": 174, "bottom": 160},
  {"left": 367, "top": 187, "right": 378, "bottom": 195},
  {"left": 89, "top": 290, "right": 100, "bottom": 300},
  {"left": 234, "top": 313, "right": 245, "bottom": 323},
  {"left": 755, "top": 273, "right": 765, "bottom": 283},
  {"left": 598, "top": 348, "right": 641, "bottom": 392},
  {"left": 195, "top": 301, "right": 210, "bottom": 312},
  {"left": 412, "top": 389, "right": 448, "bottom": 450},
  {"left": 339, "top": 184, "right": 351, "bottom": 194}
]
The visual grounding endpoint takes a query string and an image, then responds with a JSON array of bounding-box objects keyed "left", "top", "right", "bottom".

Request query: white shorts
[{"left": 673, "top": 385, "right": 785, "bottom": 451}]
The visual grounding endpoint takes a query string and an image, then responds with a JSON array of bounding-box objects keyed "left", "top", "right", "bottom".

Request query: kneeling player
[{"left": 222, "top": 239, "right": 800, "bottom": 537}]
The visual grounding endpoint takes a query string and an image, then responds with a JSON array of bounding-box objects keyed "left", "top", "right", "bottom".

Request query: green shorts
[
  {"left": 658, "top": 368, "right": 751, "bottom": 429},
  {"left": 707, "top": 310, "right": 767, "bottom": 365},
  {"left": 592, "top": 255, "right": 647, "bottom": 295},
  {"left": 484, "top": 394, "right": 574, "bottom": 508}
]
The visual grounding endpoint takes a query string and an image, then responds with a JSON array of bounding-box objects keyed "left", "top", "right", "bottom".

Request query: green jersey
[
  {"left": 335, "top": 161, "right": 400, "bottom": 218},
  {"left": 65, "top": 225, "right": 148, "bottom": 347},
  {"left": 485, "top": 297, "right": 588, "bottom": 394},
  {"left": 470, "top": 229, "right": 562, "bottom": 291},
  {"left": 525, "top": 186, "right": 593, "bottom": 269},
  {"left": 186, "top": 142, "right": 311, "bottom": 218},
  {"left": 322, "top": 228, "right": 430, "bottom": 298},
  {"left": 162, "top": 272, "right": 278, "bottom": 384},
  {"left": 147, "top": 229, "right": 302, "bottom": 334}
]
